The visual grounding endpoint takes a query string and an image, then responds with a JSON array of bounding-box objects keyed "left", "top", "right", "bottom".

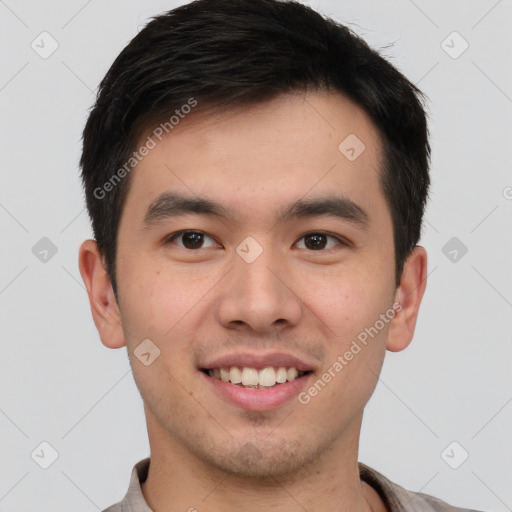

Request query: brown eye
[
  {"left": 296, "top": 232, "right": 344, "bottom": 251},
  {"left": 167, "top": 231, "right": 217, "bottom": 250}
]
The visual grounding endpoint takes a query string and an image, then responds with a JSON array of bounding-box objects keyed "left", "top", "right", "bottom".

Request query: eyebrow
[{"left": 143, "top": 192, "right": 370, "bottom": 229}]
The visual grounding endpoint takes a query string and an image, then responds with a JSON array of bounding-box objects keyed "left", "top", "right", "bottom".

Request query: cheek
[
  {"left": 119, "top": 259, "right": 198, "bottom": 335},
  {"left": 121, "top": 265, "right": 202, "bottom": 400},
  {"left": 301, "top": 265, "right": 392, "bottom": 340}
]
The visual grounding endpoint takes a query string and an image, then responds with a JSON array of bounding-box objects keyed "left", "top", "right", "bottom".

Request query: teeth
[
  {"left": 287, "top": 367, "right": 298, "bottom": 381},
  {"left": 259, "top": 367, "right": 276, "bottom": 387},
  {"left": 276, "top": 367, "right": 287, "bottom": 383},
  {"left": 241, "top": 367, "right": 259, "bottom": 386},
  {"left": 229, "top": 366, "right": 242, "bottom": 384},
  {"left": 208, "top": 366, "right": 306, "bottom": 387}
]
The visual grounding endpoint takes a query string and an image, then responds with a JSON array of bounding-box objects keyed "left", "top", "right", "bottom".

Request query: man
[{"left": 78, "top": 0, "right": 482, "bottom": 510}]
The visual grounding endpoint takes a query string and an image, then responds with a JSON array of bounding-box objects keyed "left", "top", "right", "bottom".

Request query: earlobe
[
  {"left": 78, "top": 239, "right": 126, "bottom": 349},
  {"left": 386, "top": 246, "right": 428, "bottom": 353}
]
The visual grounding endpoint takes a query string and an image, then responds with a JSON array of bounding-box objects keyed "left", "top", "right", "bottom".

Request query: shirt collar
[{"left": 111, "top": 457, "right": 455, "bottom": 512}]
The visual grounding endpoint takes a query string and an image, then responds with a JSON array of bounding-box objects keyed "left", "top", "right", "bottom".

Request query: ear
[
  {"left": 78, "top": 239, "right": 126, "bottom": 349},
  {"left": 386, "top": 245, "right": 428, "bottom": 353}
]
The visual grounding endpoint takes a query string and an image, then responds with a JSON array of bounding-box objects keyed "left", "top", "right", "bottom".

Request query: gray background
[{"left": 0, "top": 0, "right": 511, "bottom": 510}]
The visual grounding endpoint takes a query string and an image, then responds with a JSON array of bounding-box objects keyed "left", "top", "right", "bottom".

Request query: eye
[
  {"left": 295, "top": 232, "right": 346, "bottom": 251},
  {"left": 165, "top": 230, "right": 219, "bottom": 250}
]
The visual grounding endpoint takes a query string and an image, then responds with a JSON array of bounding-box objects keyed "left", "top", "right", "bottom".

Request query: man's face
[{"left": 115, "top": 91, "right": 397, "bottom": 477}]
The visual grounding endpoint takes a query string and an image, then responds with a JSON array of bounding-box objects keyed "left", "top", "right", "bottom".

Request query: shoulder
[
  {"left": 101, "top": 457, "right": 152, "bottom": 512},
  {"left": 359, "top": 462, "right": 484, "bottom": 512},
  {"left": 401, "top": 487, "right": 484, "bottom": 512},
  {"left": 101, "top": 505, "right": 121, "bottom": 512}
]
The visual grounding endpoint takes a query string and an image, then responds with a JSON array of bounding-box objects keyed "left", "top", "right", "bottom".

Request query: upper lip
[{"left": 199, "top": 352, "right": 317, "bottom": 372}]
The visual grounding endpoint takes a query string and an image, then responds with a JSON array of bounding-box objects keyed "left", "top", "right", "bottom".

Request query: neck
[{"left": 141, "top": 413, "right": 382, "bottom": 512}]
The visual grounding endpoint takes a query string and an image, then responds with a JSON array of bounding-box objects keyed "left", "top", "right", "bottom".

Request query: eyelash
[{"left": 164, "top": 230, "right": 349, "bottom": 252}]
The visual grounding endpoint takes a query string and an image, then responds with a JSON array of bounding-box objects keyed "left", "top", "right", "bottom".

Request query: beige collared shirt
[{"left": 102, "top": 457, "right": 482, "bottom": 512}]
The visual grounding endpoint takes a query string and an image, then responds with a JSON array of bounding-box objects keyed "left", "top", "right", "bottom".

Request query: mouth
[
  {"left": 200, "top": 366, "right": 312, "bottom": 389},
  {"left": 198, "top": 353, "right": 316, "bottom": 411}
]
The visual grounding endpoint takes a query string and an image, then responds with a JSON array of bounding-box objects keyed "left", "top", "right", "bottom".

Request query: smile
[{"left": 203, "top": 366, "right": 311, "bottom": 389}]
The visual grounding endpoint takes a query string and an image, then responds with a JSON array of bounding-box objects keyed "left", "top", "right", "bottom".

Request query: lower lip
[{"left": 200, "top": 371, "right": 312, "bottom": 411}]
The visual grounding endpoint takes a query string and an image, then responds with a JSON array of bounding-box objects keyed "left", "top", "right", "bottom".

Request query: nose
[{"left": 216, "top": 243, "right": 303, "bottom": 335}]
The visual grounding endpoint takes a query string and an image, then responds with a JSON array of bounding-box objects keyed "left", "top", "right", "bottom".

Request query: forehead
[{"left": 122, "top": 90, "right": 388, "bottom": 229}]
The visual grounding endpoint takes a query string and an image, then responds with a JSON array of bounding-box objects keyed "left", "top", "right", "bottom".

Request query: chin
[{"left": 189, "top": 434, "right": 322, "bottom": 481}]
